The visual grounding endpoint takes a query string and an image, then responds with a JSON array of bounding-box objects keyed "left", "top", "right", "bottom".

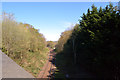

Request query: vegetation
[
  {"left": 56, "top": 28, "right": 74, "bottom": 53},
  {"left": 47, "top": 41, "right": 57, "bottom": 49},
  {"left": 2, "top": 12, "right": 49, "bottom": 77},
  {"left": 55, "top": 3, "right": 120, "bottom": 78},
  {"left": 1, "top": 2, "right": 120, "bottom": 79}
]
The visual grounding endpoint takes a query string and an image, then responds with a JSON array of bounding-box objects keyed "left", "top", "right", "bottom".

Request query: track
[{"left": 37, "top": 49, "right": 56, "bottom": 79}]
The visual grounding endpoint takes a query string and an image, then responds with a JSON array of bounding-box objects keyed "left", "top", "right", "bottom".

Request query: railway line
[{"left": 37, "top": 49, "right": 56, "bottom": 79}]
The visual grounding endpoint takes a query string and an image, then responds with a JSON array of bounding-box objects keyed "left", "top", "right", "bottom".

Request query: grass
[
  {"left": 9, "top": 49, "right": 49, "bottom": 77},
  {"left": 54, "top": 69, "right": 65, "bottom": 78},
  {"left": 24, "top": 51, "right": 48, "bottom": 77}
]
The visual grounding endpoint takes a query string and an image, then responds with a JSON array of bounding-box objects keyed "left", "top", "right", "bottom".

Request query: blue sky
[{"left": 2, "top": 2, "right": 118, "bottom": 41}]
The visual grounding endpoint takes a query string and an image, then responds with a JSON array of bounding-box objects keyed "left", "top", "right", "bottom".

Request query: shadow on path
[{"left": 49, "top": 50, "right": 99, "bottom": 80}]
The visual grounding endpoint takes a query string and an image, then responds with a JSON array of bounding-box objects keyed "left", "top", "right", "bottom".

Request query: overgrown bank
[{"left": 2, "top": 12, "right": 49, "bottom": 77}]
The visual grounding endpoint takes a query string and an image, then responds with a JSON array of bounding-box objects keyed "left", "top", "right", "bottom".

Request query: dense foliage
[
  {"left": 56, "top": 28, "right": 73, "bottom": 53},
  {"left": 55, "top": 3, "right": 120, "bottom": 78},
  {"left": 2, "top": 12, "right": 48, "bottom": 77}
]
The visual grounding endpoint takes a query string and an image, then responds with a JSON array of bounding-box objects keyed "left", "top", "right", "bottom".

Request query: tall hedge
[{"left": 56, "top": 3, "right": 120, "bottom": 78}]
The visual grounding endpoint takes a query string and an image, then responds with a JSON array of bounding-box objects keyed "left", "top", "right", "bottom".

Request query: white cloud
[{"left": 63, "top": 22, "right": 76, "bottom": 29}]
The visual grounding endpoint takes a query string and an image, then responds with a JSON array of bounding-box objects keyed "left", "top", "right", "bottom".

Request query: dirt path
[{"left": 37, "top": 50, "right": 56, "bottom": 79}]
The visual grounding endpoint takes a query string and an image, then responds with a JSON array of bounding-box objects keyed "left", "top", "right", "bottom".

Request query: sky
[{"left": 2, "top": 2, "right": 118, "bottom": 41}]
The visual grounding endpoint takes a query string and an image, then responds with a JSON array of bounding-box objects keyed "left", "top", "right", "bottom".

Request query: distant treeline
[
  {"left": 47, "top": 41, "right": 57, "bottom": 49},
  {"left": 55, "top": 3, "right": 120, "bottom": 78},
  {"left": 2, "top": 12, "right": 48, "bottom": 77}
]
